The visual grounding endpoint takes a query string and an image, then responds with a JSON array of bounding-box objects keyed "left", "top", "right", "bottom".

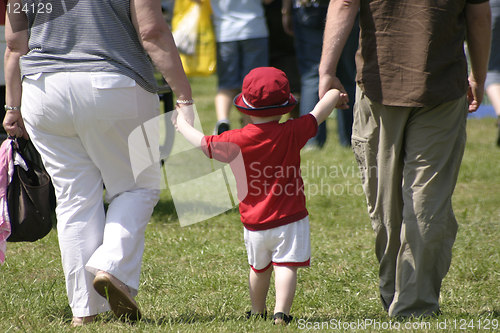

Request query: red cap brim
[{"left": 233, "top": 93, "right": 297, "bottom": 117}]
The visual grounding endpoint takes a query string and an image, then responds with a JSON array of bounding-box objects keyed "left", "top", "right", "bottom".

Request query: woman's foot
[
  {"left": 93, "top": 271, "right": 142, "bottom": 321},
  {"left": 71, "top": 315, "right": 97, "bottom": 327}
]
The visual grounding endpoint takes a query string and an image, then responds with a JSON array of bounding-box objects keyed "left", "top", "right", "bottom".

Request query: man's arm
[
  {"left": 131, "top": 0, "right": 192, "bottom": 103},
  {"left": 318, "top": 0, "right": 359, "bottom": 106},
  {"left": 3, "top": 0, "right": 29, "bottom": 138},
  {"left": 465, "top": 1, "right": 491, "bottom": 112}
]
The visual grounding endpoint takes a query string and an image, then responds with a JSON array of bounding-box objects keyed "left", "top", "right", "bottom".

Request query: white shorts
[{"left": 244, "top": 216, "right": 310, "bottom": 273}]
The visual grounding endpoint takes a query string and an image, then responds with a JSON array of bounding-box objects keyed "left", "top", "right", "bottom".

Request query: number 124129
[{"left": 7, "top": 2, "right": 53, "bottom": 14}]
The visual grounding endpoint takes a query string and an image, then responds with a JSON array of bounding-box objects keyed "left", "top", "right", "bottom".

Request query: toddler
[{"left": 175, "top": 67, "right": 345, "bottom": 324}]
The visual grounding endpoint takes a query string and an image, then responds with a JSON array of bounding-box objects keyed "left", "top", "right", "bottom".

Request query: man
[{"left": 319, "top": 0, "right": 491, "bottom": 317}]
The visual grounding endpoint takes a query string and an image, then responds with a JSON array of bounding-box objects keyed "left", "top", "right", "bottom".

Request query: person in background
[
  {"left": 3, "top": 0, "right": 192, "bottom": 326},
  {"left": 319, "top": 0, "right": 491, "bottom": 317},
  {"left": 210, "top": 0, "right": 270, "bottom": 134},
  {"left": 486, "top": 0, "right": 500, "bottom": 146},
  {"left": 175, "top": 67, "right": 346, "bottom": 325},
  {"left": 0, "top": 1, "right": 6, "bottom": 141},
  {"left": 263, "top": 0, "right": 301, "bottom": 119},
  {"left": 282, "top": 0, "right": 358, "bottom": 148}
]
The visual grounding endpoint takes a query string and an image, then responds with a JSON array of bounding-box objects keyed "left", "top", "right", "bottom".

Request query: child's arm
[
  {"left": 175, "top": 107, "right": 204, "bottom": 148},
  {"left": 310, "top": 89, "right": 346, "bottom": 125}
]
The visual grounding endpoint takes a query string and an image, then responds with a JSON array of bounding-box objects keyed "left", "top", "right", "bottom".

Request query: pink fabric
[{"left": 0, "top": 139, "right": 14, "bottom": 264}]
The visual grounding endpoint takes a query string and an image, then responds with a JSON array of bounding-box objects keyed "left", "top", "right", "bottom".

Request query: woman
[{"left": 3, "top": 0, "right": 192, "bottom": 326}]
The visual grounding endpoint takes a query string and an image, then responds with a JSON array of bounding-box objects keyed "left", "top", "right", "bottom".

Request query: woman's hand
[{"left": 3, "top": 110, "right": 29, "bottom": 139}]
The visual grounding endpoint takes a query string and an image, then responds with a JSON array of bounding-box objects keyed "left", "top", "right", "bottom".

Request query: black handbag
[{"left": 6, "top": 138, "right": 55, "bottom": 242}]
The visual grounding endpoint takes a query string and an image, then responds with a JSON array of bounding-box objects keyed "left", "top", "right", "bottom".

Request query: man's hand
[
  {"left": 319, "top": 74, "right": 349, "bottom": 109},
  {"left": 467, "top": 75, "right": 484, "bottom": 113},
  {"left": 465, "top": 2, "right": 491, "bottom": 113}
]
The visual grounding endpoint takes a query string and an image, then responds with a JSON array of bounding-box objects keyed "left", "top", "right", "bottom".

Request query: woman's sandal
[{"left": 93, "top": 271, "right": 141, "bottom": 321}]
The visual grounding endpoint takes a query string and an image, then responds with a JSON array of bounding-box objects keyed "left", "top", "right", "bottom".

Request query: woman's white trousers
[{"left": 21, "top": 72, "right": 161, "bottom": 317}]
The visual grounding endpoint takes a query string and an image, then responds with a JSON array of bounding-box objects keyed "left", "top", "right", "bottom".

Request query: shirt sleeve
[
  {"left": 288, "top": 114, "right": 318, "bottom": 148},
  {"left": 202, "top": 132, "right": 242, "bottom": 163},
  {"left": 201, "top": 136, "right": 213, "bottom": 158}
]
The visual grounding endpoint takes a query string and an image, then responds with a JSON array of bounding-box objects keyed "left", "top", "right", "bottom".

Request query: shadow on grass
[
  {"left": 145, "top": 311, "right": 388, "bottom": 326},
  {"left": 301, "top": 309, "right": 500, "bottom": 322},
  {"left": 141, "top": 312, "right": 244, "bottom": 326},
  {"left": 298, "top": 311, "right": 385, "bottom": 323},
  {"left": 46, "top": 305, "right": 79, "bottom": 326},
  {"left": 152, "top": 198, "right": 240, "bottom": 226},
  {"left": 143, "top": 313, "right": 390, "bottom": 328},
  {"left": 50, "top": 307, "right": 500, "bottom": 328},
  {"left": 152, "top": 197, "right": 178, "bottom": 224}
]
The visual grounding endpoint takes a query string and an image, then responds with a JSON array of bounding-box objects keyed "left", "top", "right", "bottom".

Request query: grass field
[{"left": 0, "top": 75, "right": 499, "bottom": 332}]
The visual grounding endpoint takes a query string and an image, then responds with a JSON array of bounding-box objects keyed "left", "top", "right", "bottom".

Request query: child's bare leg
[
  {"left": 248, "top": 266, "right": 272, "bottom": 314},
  {"left": 273, "top": 266, "right": 298, "bottom": 315},
  {"left": 486, "top": 84, "right": 500, "bottom": 118},
  {"left": 215, "top": 89, "right": 239, "bottom": 121}
]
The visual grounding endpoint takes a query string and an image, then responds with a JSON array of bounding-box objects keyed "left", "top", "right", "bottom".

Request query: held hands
[
  {"left": 311, "top": 89, "right": 348, "bottom": 125},
  {"left": 172, "top": 103, "right": 195, "bottom": 131},
  {"left": 337, "top": 91, "right": 349, "bottom": 109},
  {"left": 320, "top": 89, "right": 348, "bottom": 111},
  {"left": 171, "top": 102, "right": 204, "bottom": 148},
  {"left": 319, "top": 75, "right": 350, "bottom": 109}
]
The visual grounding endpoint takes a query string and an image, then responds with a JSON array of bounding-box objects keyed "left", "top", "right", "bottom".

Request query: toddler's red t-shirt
[{"left": 202, "top": 114, "right": 318, "bottom": 231}]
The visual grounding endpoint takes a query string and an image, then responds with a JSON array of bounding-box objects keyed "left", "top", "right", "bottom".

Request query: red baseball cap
[{"left": 233, "top": 67, "right": 297, "bottom": 117}]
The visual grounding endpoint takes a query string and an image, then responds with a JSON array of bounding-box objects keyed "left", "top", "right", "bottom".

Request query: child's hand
[
  {"left": 171, "top": 109, "right": 179, "bottom": 130},
  {"left": 321, "top": 89, "right": 349, "bottom": 109},
  {"left": 172, "top": 104, "right": 205, "bottom": 148},
  {"left": 337, "top": 92, "right": 349, "bottom": 109},
  {"left": 321, "top": 89, "right": 341, "bottom": 109},
  {"left": 311, "top": 89, "right": 345, "bottom": 125}
]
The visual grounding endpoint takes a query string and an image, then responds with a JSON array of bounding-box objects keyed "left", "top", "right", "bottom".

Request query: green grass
[{"left": 0, "top": 75, "right": 499, "bottom": 332}]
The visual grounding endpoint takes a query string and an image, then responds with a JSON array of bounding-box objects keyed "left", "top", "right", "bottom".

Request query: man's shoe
[
  {"left": 93, "top": 271, "right": 141, "bottom": 321},
  {"left": 214, "top": 120, "right": 230, "bottom": 135}
]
